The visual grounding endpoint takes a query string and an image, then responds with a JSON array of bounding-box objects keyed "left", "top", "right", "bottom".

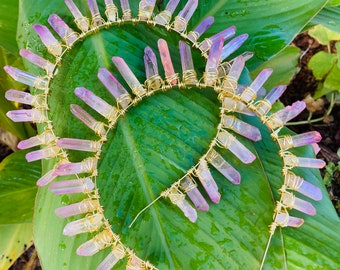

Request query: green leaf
[
  {"left": 310, "top": 6, "right": 340, "bottom": 33},
  {"left": 0, "top": 1, "right": 19, "bottom": 54},
  {"left": 0, "top": 150, "right": 41, "bottom": 224},
  {"left": 327, "top": 0, "right": 340, "bottom": 6},
  {"left": 309, "top": 24, "right": 340, "bottom": 45},
  {"left": 308, "top": 51, "right": 337, "bottom": 80},
  {"left": 324, "top": 63, "right": 340, "bottom": 90},
  {"left": 314, "top": 82, "right": 335, "bottom": 99},
  {"left": 336, "top": 42, "right": 340, "bottom": 68}
]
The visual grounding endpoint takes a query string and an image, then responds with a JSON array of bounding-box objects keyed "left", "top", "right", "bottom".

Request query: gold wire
[
  {"left": 187, "top": 30, "right": 199, "bottom": 42},
  {"left": 180, "top": 175, "right": 197, "bottom": 193},
  {"left": 167, "top": 186, "right": 185, "bottom": 205},
  {"left": 91, "top": 14, "right": 105, "bottom": 28},
  {"left": 281, "top": 151, "right": 299, "bottom": 170},
  {"left": 254, "top": 98, "right": 272, "bottom": 116},
  {"left": 132, "top": 85, "right": 147, "bottom": 97},
  {"left": 155, "top": 10, "right": 172, "bottom": 25},
  {"left": 74, "top": 17, "right": 90, "bottom": 32},
  {"left": 284, "top": 171, "right": 303, "bottom": 191},
  {"left": 105, "top": 4, "right": 118, "bottom": 22},
  {"left": 145, "top": 74, "right": 164, "bottom": 91},
  {"left": 240, "top": 86, "right": 256, "bottom": 102},
  {"left": 116, "top": 93, "right": 132, "bottom": 108},
  {"left": 165, "top": 73, "right": 179, "bottom": 85},
  {"left": 221, "top": 76, "right": 237, "bottom": 95},
  {"left": 182, "top": 69, "right": 198, "bottom": 85},
  {"left": 63, "top": 31, "right": 79, "bottom": 46},
  {"left": 122, "top": 9, "right": 132, "bottom": 20},
  {"left": 277, "top": 135, "right": 294, "bottom": 151},
  {"left": 203, "top": 71, "right": 218, "bottom": 86},
  {"left": 173, "top": 16, "right": 188, "bottom": 32}
]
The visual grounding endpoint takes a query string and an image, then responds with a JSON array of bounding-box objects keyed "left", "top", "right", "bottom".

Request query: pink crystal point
[
  {"left": 199, "top": 26, "right": 236, "bottom": 52},
  {"left": 217, "top": 130, "right": 256, "bottom": 164},
  {"left": 33, "top": 24, "right": 63, "bottom": 57},
  {"left": 196, "top": 159, "right": 221, "bottom": 203},
  {"left": 25, "top": 146, "right": 59, "bottom": 162},
  {"left": 6, "top": 109, "right": 47, "bottom": 123},
  {"left": 173, "top": 0, "right": 198, "bottom": 32},
  {"left": 4, "top": 66, "right": 47, "bottom": 90},
  {"left": 138, "top": 0, "right": 156, "bottom": 20},
  {"left": 48, "top": 14, "right": 78, "bottom": 46},
  {"left": 278, "top": 131, "right": 322, "bottom": 151},
  {"left": 277, "top": 101, "right": 306, "bottom": 124},
  {"left": 19, "top": 49, "right": 55, "bottom": 74},
  {"left": 158, "top": 39, "right": 177, "bottom": 85},
  {"left": 177, "top": 198, "right": 197, "bottom": 222},
  {"left": 144, "top": 46, "right": 159, "bottom": 78},
  {"left": 275, "top": 212, "right": 304, "bottom": 228},
  {"left": 104, "top": 0, "right": 118, "bottom": 22},
  {"left": 228, "top": 56, "right": 245, "bottom": 80},
  {"left": 112, "top": 57, "right": 146, "bottom": 97},
  {"left": 55, "top": 158, "right": 97, "bottom": 176},
  {"left": 221, "top": 34, "right": 248, "bottom": 61},
  {"left": 63, "top": 213, "right": 103, "bottom": 236},
  {"left": 64, "top": 0, "right": 90, "bottom": 32},
  {"left": 222, "top": 115, "right": 261, "bottom": 141},
  {"left": 88, "top": 0, "right": 104, "bottom": 26},
  {"left": 222, "top": 98, "right": 255, "bottom": 116},
  {"left": 180, "top": 176, "right": 209, "bottom": 211},
  {"left": 120, "top": 0, "right": 132, "bottom": 20},
  {"left": 282, "top": 192, "right": 316, "bottom": 216},
  {"left": 55, "top": 198, "right": 100, "bottom": 218},
  {"left": 49, "top": 177, "right": 95, "bottom": 194},
  {"left": 187, "top": 16, "right": 214, "bottom": 42},
  {"left": 70, "top": 104, "right": 106, "bottom": 136},
  {"left": 97, "top": 68, "right": 131, "bottom": 109},
  {"left": 204, "top": 38, "right": 224, "bottom": 86},
  {"left": 154, "top": 0, "right": 180, "bottom": 25},
  {"left": 96, "top": 245, "right": 126, "bottom": 270},
  {"left": 57, "top": 138, "right": 101, "bottom": 152},
  {"left": 37, "top": 169, "right": 58, "bottom": 186},
  {"left": 17, "top": 131, "right": 55, "bottom": 150},
  {"left": 5, "top": 89, "right": 35, "bottom": 105},
  {"left": 297, "top": 157, "right": 326, "bottom": 168},
  {"left": 77, "top": 230, "right": 113, "bottom": 256}
]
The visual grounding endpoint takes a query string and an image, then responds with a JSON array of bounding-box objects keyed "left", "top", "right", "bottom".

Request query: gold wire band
[
  {"left": 63, "top": 31, "right": 79, "bottom": 46},
  {"left": 116, "top": 93, "right": 132, "bottom": 108},
  {"left": 265, "top": 114, "right": 284, "bottom": 131},
  {"left": 105, "top": 107, "right": 119, "bottom": 123},
  {"left": 81, "top": 157, "right": 98, "bottom": 174},
  {"left": 165, "top": 187, "right": 185, "bottom": 205},
  {"left": 105, "top": 4, "right": 118, "bottom": 21},
  {"left": 222, "top": 115, "right": 235, "bottom": 129},
  {"left": 138, "top": 8, "right": 152, "bottom": 21},
  {"left": 203, "top": 71, "right": 218, "bottom": 86},
  {"left": 173, "top": 16, "right": 188, "bottom": 32},
  {"left": 165, "top": 73, "right": 179, "bottom": 85},
  {"left": 205, "top": 148, "right": 218, "bottom": 163},
  {"left": 154, "top": 10, "right": 172, "bottom": 25},
  {"left": 199, "top": 38, "right": 212, "bottom": 53},
  {"left": 182, "top": 69, "right": 198, "bottom": 85},
  {"left": 284, "top": 171, "right": 303, "bottom": 191},
  {"left": 180, "top": 176, "right": 197, "bottom": 193},
  {"left": 281, "top": 151, "right": 299, "bottom": 170},
  {"left": 91, "top": 13, "right": 105, "bottom": 28},
  {"left": 79, "top": 198, "right": 100, "bottom": 213},
  {"left": 281, "top": 192, "right": 295, "bottom": 209},
  {"left": 92, "top": 121, "right": 107, "bottom": 138},
  {"left": 216, "top": 130, "right": 232, "bottom": 149},
  {"left": 255, "top": 98, "right": 272, "bottom": 116},
  {"left": 46, "top": 43, "right": 62, "bottom": 57},
  {"left": 145, "top": 74, "right": 164, "bottom": 91},
  {"left": 240, "top": 86, "right": 256, "bottom": 102},
  {"left": 187, "top": 30, "right": 199, "bottom": 42},
  {"left": 132, "top": 85, "right": 147, "bottom": 97},
  {"left": 218, "top": 62, "right": 232, "bottom": 78},
  {"left": 277, "top": 135, "right": 294, "bottom": 151},
  {"left": 221, "top": 76, "right": 237, "bottom": 94},
  {"left": 74, "top": 17, "right": 90, "bottom": 32},
  {"left": 122, "top": 9, "right": 132, "bottom": 20}
]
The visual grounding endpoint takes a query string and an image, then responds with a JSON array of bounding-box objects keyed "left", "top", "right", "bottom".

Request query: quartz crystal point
[
  {"left": 221, "top": 34, "right": 248, "bottom": 61},
  {"left": 88, "top": 0, "right": 104, "bottom": 26},
  {"left": 240, "top": 68, "right": 273, "bottom": 102},
  {"left": 217, "top": 130, "right": 256, "bottom": 164},
  {"left": 274, "top": 212, "right": 304, "bottom": 228},
  {"left": 48, "top": 14, "right": 79, "bottom": 46},
  {"left": 278, "top": 131, "right": 322, "bottom": 151},
  {"left": 199, "top": 26, "right": 236, "bottom": 52},
  {"left": 179, "top": 41, "right": 197, "bottom": 84},
  {"left": 5, "top": 89, "right": 37, "bottom": 106},
  {"left": 180, "top": 176, "right": 209, "bottom": 211},
  {"left": 4, "top": 66, "right": 48, "bottom": 90},
  {"left": 19, "top": 49, "right": 55, "bottom": 74},
  {"left": 138, "top": 0, "right": 156, "bottom": 20},
  {"left": 63, "top": 213, "right": 103, "bottom": 236},
  {"left": 6, "top": 109, "right": 47, "bottom": 123},
  {"left": 221, "top": 56, "right": 245, "bottom": 93},
  {"left": 55, "top": 198, "right": 100, "bottom": 218},
  {"left": 64, "top": 0, "right": 90, "bottom": 32},
  {"left": 75, "top": 87, "right": 117, "bottom": 121},
  {"left": 158, "top": 39, "right": 177, "bottom": 85},
  {"left": 17, "top": 131, "right": 55, "bottom": 150},
  {"left": 57, "top": 138, "right": 101, "bottom": 152},
  {"left": 256, "top": 85, "right": 286, "bottom": 115},
  {"left": 77, "top": 230, "right": 114, "bottom": 256},
  {"left": 281, "top": 192, "right": 316, "bottom": 216},
  {"left": 96, "top": 245, "right": 126, "bottom": 270},
  {"left": 37, "top": 168, "right": 58, "bottom": 186},
  {"left": 195, "top": 159, "right": 221, "bottom": 203},
  {"left": 70, "top": 104, "right": 106, "bottom": 136},
  {"left": 204, "top": 38, "right": 224, "bottom": 86},
  {"left": 173, "top": 0, "right": 198, "bottom": 32},
  {"left": 222, "top": 97, "right": 255, "bottom": 116},
  {"left": 97, "top": 68, "right": 132, "bottom": 109},
  {"left": 154, "top": 0, "right": 180, "bottom": 25},
  {"left": 104, "top": 0, "right": 118, "bottom": 22},
  {"left": 49, "top": 177, "right": 95, "bottom": 194},
  {"left": 112, "top": 57, "right": 146, "bottom": 97},
  {"left": 120, "top": 0, "right": 132, "bottom": 20},
  {"left": 282, "top": 153, "right": 326, "bottom": 169},
  {"left": 168, "top": 187, "right": 197, "bottom": 222},
  {"left": 25, "top": 146, "right": 59, "bottom": 162},
  {"left": 55, "top": 157, "right": 98, "bottom": 176},
  {"left": 206, "top": 149, "right": 241, "bottom": 185},
  {"left": 187, "top": 16, "right": 214, "bottom": 43},
  {"left": 33, "top": 24, "right": 63, "bottom": 57},
  {"left": 222, "top": 115, "right": 261, "bottom": 141},
  {"left": 144, "top": 46, "right": 159, "bottom": 79}
]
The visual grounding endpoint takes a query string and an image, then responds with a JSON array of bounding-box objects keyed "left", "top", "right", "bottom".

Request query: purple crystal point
[
  {"left": 6, "top": 109, "right": 47, "bottom": 123},
  {"left": 120, "top": 0, "right": 132, "bottom": 20},
  {"left": 256, "top": 85, "right": 286, "bottom": 115},
  {"left": 33, "top": 24, "right": 63, "bottom": 57},
  {"left": 5, "top": 89, "right": 35, "bottom": 106},
  {"left": 199, "top": 26, "right": 236, "bottom": 52},
  {"left": 144, "top": 46, "right": 159, "bottom": 78},
  {"left": 221, "top": 34, "right": 248, "bottom": 61},
  {"left": 274, "top": 101, "right": 306, "bottom": 126},
  {"left": 179, "top": 41, "right": 197, "bottom": 84},
  {"left": 63, "top": 213, "right": 103, "bottom": 236},
  {"left": 222, "top": 115, "right": 261, "bottom": 141},
  {"left": 19, "top": 49, "right": 55, "bottom": 74},
  {"left": 206, "top": 149, "right": 241, "bottom": 185},
  {"left": 4, "top": 66, "right": 47, "bottom": 90},
  {"left": 25, "top": 146, "right": 59, "bottom": 162},
  {"left": 282, "top": 192, "right": 316, "bottom": 216},
  {"left": 275, "top": 212, "right": 304, "bottom": 228},
  {"left": 98, "top": 68, "right": 132, "bottom": 109},
  {"left": 278, "top": 131, "right": 322, "bottom": 151},
  {"left": 173, "top": 0, "right": 198, "bottom": 32},
  {"left": 228, "top": 55, "right": 245, "bottom": 80},
  {"left": 55, "top": 157, "right": 97, "bottom": 176},
  {"left": 49, "top": 177, "right": 95, "bottom": 194},
  {"left": 168, "top": 187, "right": 197, "bottom": 222},
  {"left": 196, "top": 159, "right": 221, "bottom": 203},
  {"left": 96, "top": 245, "right": 126, "bottom": 270},
  {"left": 154, "top": 0, "right": 180, "bottom": 25},
  {"left": 64, "top": 0, "right": 90, "bottom": 32},
  {"left": 138, "top": 0, "right": 156, "bottom": 20},
  {"left": 187, "top": 16, "right": 214, "bottom": 43},
  {"left": 17, "top": 131, "right": 55, "bottom": 150},
  {"left": 158, "top": 39, "right": 177, "bottom": 85},
  {"left": 180, "top": 176, "right": 209, "bottom": 211},
  {"left": 77, "top": 230, "right": 113, "bottom": 256},
  {"left": 55, "top": 198, "right": 100, "bottom": 218},
  {"left": 221, "top": 56, "right": 245, "bottom": 93},
  {"left": 112, "top": 57, "right": 146, "bottom": 97},
  {"left": 48, "top": 14, "right": 78, "bottom": 46},
  {"left": 222, "top": 98, "right": 255, "bottom": 116},
  {"left": 37, "top": 169, "right": 58, "bottom": 186},
  {"left": 88, "top": 0, "right": 104, "bottom": 26},
  {"left": 204, "top": 38, "right": 224, "bottom": 86},
  {"left": 217, "top": 130, "right": 256, "bottom": 164},
  {"left": 57, "top": 138, "right": 101, "bottom": 152},
  {"left": 104, "top": 0, "right": 118, "bottom": 22}
]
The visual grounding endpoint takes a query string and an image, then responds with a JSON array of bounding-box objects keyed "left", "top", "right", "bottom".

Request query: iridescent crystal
[
  {"left": 37, "top": 169, "right": 58, "bottom": 186},
  {"left": 144, "top": 46, "right": 159, "bottom": 78},
  {"left": 96, "top": 245, "right": 126, "bottom": 270},
  {"left": 204, "top": 38, "right": 224, "bottom": 86},
  {"left": 48, "top": 14, "right": 78, "bottom": 47},
  {"left": 33, "top": 24, "right": 63, "bottom": 57},
  {"left": 221, "top": 56, "right": 245, "bottom": 93},
  {"left": 55, "top": 198, "right": 100, "bottom": 218},
  {"left": 158, "top": 39, "right": 177, "bottom": 85},
  {"left": 104, "top": 0, "right": 118, "bottom": 22},
  {"left": 6, "top": 109, "right": 47, "bottom": 123},
  {"left": 227, "top": 55, "right": 245, "bottom": 80},
  {"left": 97, "top": 68, "right": 132, "bottom": 109},
  {"left": 49, "top": 177, "right": 95, "bottom": 194},
  {"left": 154, "top": 0, "right": 180, "bottom": 25},
  {"left": 5, "top": 89, "right": 36, "bottom": 106},
  {"left": 25, "top": 146, "right": 59, "bottom": 162},
  {"left": 168, "top": 187, "right": 197, "bottom": 222},
  {"left": 278, "top": 131, "right": 322, "bottom": 151},
  {"left": 17, "top": 131, "right": 55, "bottom": 149},
  {"left": 55, "top": 157, "right": 98, "bottom": 176},
  {"left": 281, "top": 192, "right": 316, "bottom": 216},
  {"left": 64, "top": 0, "right": 90, "bottom": 32},
  {"left": 217, "top": 130, "right": 256, "bottom": 164},
  {"left": 138, "top": 0, "right": 156, "bottom": 20},
  {"left": 63, "top": 213, "right": 103, "bottom": 236},
  {"left": 180, "top": 176, "right": 209, "bottom": 211},
  {"left": 19, "top": 49, "right": 55, "bottom": 74},
  {"left": 4, "top": 66, "right": 48, "bottom": 90},
  {"left": 199, "top": 26, "right": 236, "bottom": 52},
  {"left": 112, "top": 57, "right": 146, "bottom": 97},
  {"left": 222, "top": 97, "right": 255, "bottom": 116},
  {"left": 88, "top": 0, "right": 104, "bottom": 26},
  {"left": 120, "top": 0, "right": 132, "bottom": 20},
  {"left": 222, "top": 115, "right": 261, "bottom": 141},
  {"left": 187, "top": 16, "right": 214, "bottom": 43},
  {"left": 57, "top": 138, "right": 101, "bottom": 152},
  {"left": 221, "top": 34, "right": 248, "bottom": 61},
  {"left": 274, "top": 212, "right": 304, "bottom": 228},
  {"left": 173, "top": 0, "right": 198, "bottom": 32},
  {"left": 268, "top": 101, "right": 306, "bottom": 129},
  {"left": 297, "top": 157, "right": 326, "bottom": 168},
  {"left": 179, "top": 41, "right": 197, "bottom": 84},
  {"left": 77, "top": 230, "right": 114, "bottom": 256},
  {"left": 256, "top": 85, "right": 286, "bottom": 115}
]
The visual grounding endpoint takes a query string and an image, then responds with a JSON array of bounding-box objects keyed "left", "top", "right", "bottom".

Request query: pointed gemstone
[
  {"left": 199, "top": 26, "right": 236, "bottom": 52},
  {"left": 167, "top": 187, "right": 197, "bottom": 222},
  {"left": 173, "top": 0, "right": 198, "bottom": 32},
  {"left": 104, "top": 0, "right": 118, "bottom": 22},
  {"left": 206, "top": 148, "right": 241, "bottom": 185},
  {"left": 6, "top": 109, "right": 47, "bottom": 123},
  {"left": 17, "top": 131, "right": 55, "bottom": 150},
  {"left": 204, "top": 38, "right": 224, "bottom": 86},
  {"left": 221, "top": 56, "right": 245, "bottom": 93},
  {"left": 268, "top": 101, "right": 306, "bottom": 129},
  {"left": 77, "top": 230, "right": 114, "bottom": 256},
  {"left": 55, "top": 157, "right": 97, "bottom": 176},
  {"left": 138, "top": 0, "right": 156, "bottom": 20},
  {"left": 64, "top": 0, "right": 90, "bottom": 32},
  {"left": 180, "top": 176, "right": 209, "bottom": 211},
  {"left": 221, "top": 34, "right": 248, "bottom": 61},
  {"left": 281, "top": 192, "right": 316, "bottom": 216},
  {"left": 274, "top": 212, "right": 304, "bottom": 228},
  {"left": 120, "top": 0, "right": 132, "bottom": 20},
  {"left": 63, "top": 213, "right": 103, "bottom": 236},
  {"left": 282, "top": 153, "right": 325, "bottom": 169},
  {"left": 179, "top": 41, "right": 197, "bottom": 84},
  {"left": 57, "top": 138, "right": 101, "bottom": 152},
  {"left": 70, "top": 104, "right": 106, "bottom": 136},
  {"left": 278, "top": 131, "right": 322, "bottom": 151},
  {"left": 55, "top": 198, "right": 100, "bottom": 218},
  {"left": 4, "top": 66, "right": 48, "bottom": 90},
  {"left": 98, "top": 68, "right": 132, "bottom": 109},
  {"left": 158, "top": 39, "right": 177, "bottom": 85},
  {"left": 154, "top": 0, "right": 180, "bottom": 25},
  {"left": 96, "top": 245, "right": 126, "bottom": 270},
  {"left": 25, "top": 146, "right": 59, "bottom": 162},
  {"left": 5, "top": 89, "right": 36, "bottom": 106},
  {"left": 33, "top": 24, "right": 63, "bottom": 57},
  {"left": 195, "top": 159, "right": 220, "bottom": 203},
  {"left": 48, "top": 14, "right": 79, "bottom": 47},
  {"left": 37, "top": 168, "right": 58, "bottom": 186},
  {"left": 227, "top": 55, "right": 245, "bottom": 80},
  {"left": 187, "top": 16, "right": 214, "bottom": 43},
  {"left": 256, "top": 85, "right": 286, "bottom": 115},
  {"left": 112, "top": 57, "right": 146, "bottom": 97},
  {"left": 19, "top": 49, "right": 55, "bottom": 74},
  {"left": 217, "top": 130, "right": 256, "bottom": 164},
  {"left": 88, "top": 0, "right": 104, "bottom": 26},
  {"left": 49, "top": 177, "right": 95, "bottom": 194},
  {"left": 222, "top": 97, "right": 255, "bottom": 116},
  {"left": 312, "top": 143, "right": 321, "bottom": 155},
  {"left": 144, "top": 46, "right": 159, "bottom": 78},
  {"left": 222, "top": 115, "right": 261, "bottom": 141}
]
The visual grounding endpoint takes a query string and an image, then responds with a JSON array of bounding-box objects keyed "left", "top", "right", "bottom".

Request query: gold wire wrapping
[
  {"left": 116, "top": 93, "right": 132, "bottom": 108},
  {"left": 265, "top": 114, "right": 284, "bottom": 131},
  {"left": 63, "top": 31, "right": 79, "bottom": 46},
  {"left": 284, "top": 171, "right": 303, "bottom": 191},
  {"left": 221, "top": 76, "right": 237, "bottom": 95},
  {"left": 173, "top": 16, "right": 188, "bottom": 32},
  {"left": 122, "top": 9, "right": 132, "bottom": 20},
  {"left": 81, "top": 157, "right": 98, "bottom": 175},
  {"left": 182, "top": 69, "right": 198, "bottom": 85},
  {"left": 33, "top": 77, "right": 48, "bottom": 90},
  {"left": 277, "top": 135, "right": 294, "bottom": 151},
  {"left": 281, "top": 151, "right": 299, "bottom": 171},
  {"left": 79, "top": 198, "right": 100, "bottom": 213},
  {"left": 203, "top": 71, "right": 218, "bottom": 86},
  {"left": 132, "top": 85, "right": 147, "bottom": 97},
  {"left": 281, "top": 192, "right": 295, "bottom": 209},
  {"left": 180, "top": 176, "right": 197, "bottom": 193},
  {"left": 187, "top": 30, "right": 199, "bottom": 43},
  {"left": 145, "top": 74, "right": 164, "bottom": 91},
  {"left": 240, "top": 86, "right": 256, "bottom": 102},
  {"left": 154, "top": 10, "right": 172, "bottom": 25},
  {"left": 91, "top": 13, "right": 105, "bottom": 28},
  {"left": 74, "top": 17, "right": 90, "bottom": 32},
  {"left": 165, "top": 73, "right": 179, "bottom": 86},
  {"left": 165, "top": 186, "right": 185, "bottom": 205},
  {"left": 105, "top": 4, "right": 118, "bottom": 22},
  {"left": 254, "top": 98, "right": 272, "bottom": 116},
  {"left": 216, "top": 129, "right": 232, "bottom": 149},
  {"left": 46, "top": 43, "right": 62, "bottom": 57}
]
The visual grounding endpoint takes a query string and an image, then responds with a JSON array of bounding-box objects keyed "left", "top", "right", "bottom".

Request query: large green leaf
[
  {"left": 0, "top": 1, "right": 19, "bottom": 54},
  {"left": 309, "top": 6, "right": 340, "bottom": 33}
]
